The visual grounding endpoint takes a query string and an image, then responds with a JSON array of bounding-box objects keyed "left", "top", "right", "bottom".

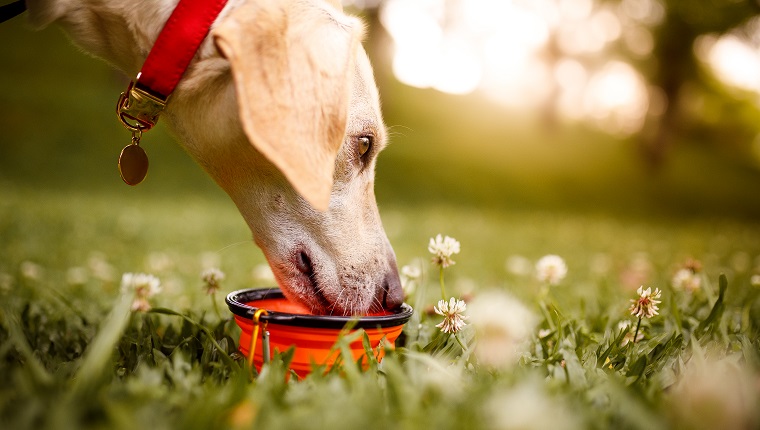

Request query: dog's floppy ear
[{"left": 213, "top": 0, "right": 362, "bottom": 211}]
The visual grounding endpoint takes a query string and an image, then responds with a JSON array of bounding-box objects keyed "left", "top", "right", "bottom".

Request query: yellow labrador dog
[{"left": 25, "top": 0, "right": 403, "bottom": 315}]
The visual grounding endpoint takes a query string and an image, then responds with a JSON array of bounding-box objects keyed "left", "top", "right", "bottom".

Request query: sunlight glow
[
  {"left": 697, "top": 34, "right": 760, "bottom": 94},
  {"left": 555, "top": 59, "right": 588, "bottom": 120},
  {"left": 583, "top": 62, "right": 649, "bottom": 135},
  {"left": 622, "top": 26, "right": 654, "bottom": 57},
  {"left": 619, "top": 0, "right": 664, "bottom": 26},
  {"left": 380, "top": 0, "right": 655, "bottom": 135}
]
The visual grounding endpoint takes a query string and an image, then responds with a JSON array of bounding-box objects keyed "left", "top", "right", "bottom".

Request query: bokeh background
[
  {"left": 4, "top": 0, "right": 760, "bottom": 215},
  {"left": 2, "top": 0, "right": 760, "bottom": 302},
  {"left": 363, "top": 0, "right": 760, "bottom": 217}
]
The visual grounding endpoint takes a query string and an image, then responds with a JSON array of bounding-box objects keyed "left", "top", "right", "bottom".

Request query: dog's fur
[{"left": 26, "top": 0, "right": 403, "bottom": 315}]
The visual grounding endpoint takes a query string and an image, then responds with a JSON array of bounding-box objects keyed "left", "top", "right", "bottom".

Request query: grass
[{"left": 2, "top": 183, "right": 760, "bottom": 430}]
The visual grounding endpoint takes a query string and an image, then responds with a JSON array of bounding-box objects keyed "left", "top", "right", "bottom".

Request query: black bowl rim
[{"left": 225, "top": 287, "right": 414, "bottom": 329}]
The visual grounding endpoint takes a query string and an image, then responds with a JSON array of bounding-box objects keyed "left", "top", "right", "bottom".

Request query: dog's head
[
  {"left": 175, "top": 0, "right": 402, "bottom": 315},
  {"left": 26, "top": 0, "right": 401, "bottom": 315}
]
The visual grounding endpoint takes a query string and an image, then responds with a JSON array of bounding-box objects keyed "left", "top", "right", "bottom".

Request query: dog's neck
[
  {"left": 26, "top": 0, "right": 238, "bottom": 78},
  {"left": 26, "top": 0, "right": 342, "bottom": 78},
  {"left": 27, "top": 0, "right": 247, "bottom": 161}
]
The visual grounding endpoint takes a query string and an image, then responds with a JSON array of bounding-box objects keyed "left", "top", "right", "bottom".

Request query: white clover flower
[
  {"left": 401, "top": 264, "right": 421, "bottom": 280},
  {"left": 617, "top": 320, "right": 644, "bottom": 346},
  {"left": 428, "top": 234, "right": 460, "bottom": 268},
  {"left": 201, "top": 267, "right": 225, "bottom": 295},
  {"left": 629, "top": 286, "right": 662, "bottom": 319},
  {"left": 146, "top": 251, "right": 174, "bottom": 273},
  {"left": 20, "top": 261, "right": 43, "bottom": 281},
  {"left": 535, "top": 255, "right": 567, "bottom": 286},
  {"left": 468, "top": 291, "right": 536, "bottom": 370},
  {"left": 200, "top": 251, "right": 221, "bottom": 270},
  {"left": 88, "top": 252, "right": 117, "bottom": 282},
  {"left": 485, "top": 379, "right": 581, "bottom": 430},
  {"left": 66, "top": 266, "right": 89, "bottom": 286},
  {"left": 434, "top": 297, "right": 469, "bottom": 333},
  {"left": 672, "top": 268, "right": 701, "bottom": 292},
  {"left": 251, "top": 263, "right": 276, "bottom": 284},
  {"left": 405, "top": 353, "right": 465, "bottom": 402},
  {"left": 667, "top": 354, "right": 759, "bottom": 430},
  {"left": 505, "top": 255, "right": 533, "bottom": 276},
  {"left": 590, "top": 253, "right": 612, "bottom": 276},
  {"left": 121, "top": 272, "right": 161, "bottom": 312},
  {"left": 620, "top": 253, "right": 653, "bottom": 290},
  {"left": 400, "top": 264, "right": 422, "bottom": 296},
  {"left": 617, "top": 320, "right": 631, "bottom": 331},
  {"left": 0, "top": 272, "right": 13, "bottom": 294}
]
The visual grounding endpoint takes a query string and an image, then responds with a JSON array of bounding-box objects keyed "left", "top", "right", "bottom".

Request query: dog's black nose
[
  {"left": 382, "top": 264, "right": 404, "bottom": 310},
  {"left": 295, "top": 250, "right": 313, "bottom": 276}
]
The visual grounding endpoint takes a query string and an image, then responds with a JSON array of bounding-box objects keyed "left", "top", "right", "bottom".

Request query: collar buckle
[{"left": 116, "top": 80, "right": 167, "bottom": 132}]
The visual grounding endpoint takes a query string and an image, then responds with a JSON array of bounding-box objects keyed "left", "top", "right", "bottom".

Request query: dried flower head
[
  {"left": 434, "top": 297, "right": 468, "bottom": 333},
  {"left": 121, "top": 272, "right": 161, "bottom": 312},
  {"left": 535, "top": 255, "right": 567, "bottom": 286},
  {"left": 428, "top": 234, "right": 460, "bottom": 268},
  {"left": 201, "top": 267, "right": 225, "bottom": 295},
  {"left": 683, "top": 258, "right": 703, "bottom": 273},
  {"left": 629, "top": 286, "right": 662, "bottom": 319}
]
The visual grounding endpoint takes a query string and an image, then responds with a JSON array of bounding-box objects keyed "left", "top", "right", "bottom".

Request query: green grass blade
[
  {"left": 69, "top": 290, "right": 133, "bottom": 396},
  {"left": 696, "top": 274, "right": 728, "bottom": 337}
]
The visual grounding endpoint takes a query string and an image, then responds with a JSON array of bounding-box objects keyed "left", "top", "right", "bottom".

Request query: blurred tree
[{"left": 639, "top": 0, "right": 760, "bottom": 166}]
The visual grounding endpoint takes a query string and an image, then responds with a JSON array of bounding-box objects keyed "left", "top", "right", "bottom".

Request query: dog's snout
[{"left": 382, "top": 267, "right": 404, "bottom": 310}]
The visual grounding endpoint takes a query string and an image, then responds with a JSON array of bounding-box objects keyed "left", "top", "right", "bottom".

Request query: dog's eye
[{"left": 357, "top": 136, "right": 372, "bottom": 158}]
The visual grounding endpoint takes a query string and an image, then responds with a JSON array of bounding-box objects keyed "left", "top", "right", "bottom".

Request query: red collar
[
  {"left": 115, "top": 0, "right": 229, "bottom": 186},
  {"left": 117, "top": 0, "right": 229, "bottom": 132}
]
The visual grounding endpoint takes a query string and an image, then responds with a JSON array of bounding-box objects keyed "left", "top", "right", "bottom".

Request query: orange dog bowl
[{"left": 226, "top": 288, "right": 413, "bottom": 378}]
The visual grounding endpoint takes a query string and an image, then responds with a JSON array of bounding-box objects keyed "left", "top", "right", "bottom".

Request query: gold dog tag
[{"left": 118, "top": 143, "right": 149, "bottom": 185}]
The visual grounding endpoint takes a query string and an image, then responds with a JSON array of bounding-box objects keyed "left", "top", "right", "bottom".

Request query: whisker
[
  {"left": 387, "top": 124, "right": 413, "bottom": 133},
  {"left": 372, "top": 295, "right": 384, "bottom": 312},
  {"left": 327, "top": 288, "right": 344, "bottom": 316},
  {"left": 386, "top": 124, "right": 413, "bottom": 141},
  {"left": 330, "top": 290, "right": 346, "bottom": 315},
  {"left": 214, "top": 240, "right": 252, "bottom": 254}
]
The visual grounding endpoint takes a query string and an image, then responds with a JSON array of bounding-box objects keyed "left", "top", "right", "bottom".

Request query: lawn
[
  {"left": 2, "top": 14, "right": 760, "bottom": 430},
  {"left": 2, "top": 183, "right": 759, "bottom": 429}
]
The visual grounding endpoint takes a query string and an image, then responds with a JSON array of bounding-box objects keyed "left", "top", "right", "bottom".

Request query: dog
[{"left": 25, "top": 0, "right": 403, "bottom": 316}]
